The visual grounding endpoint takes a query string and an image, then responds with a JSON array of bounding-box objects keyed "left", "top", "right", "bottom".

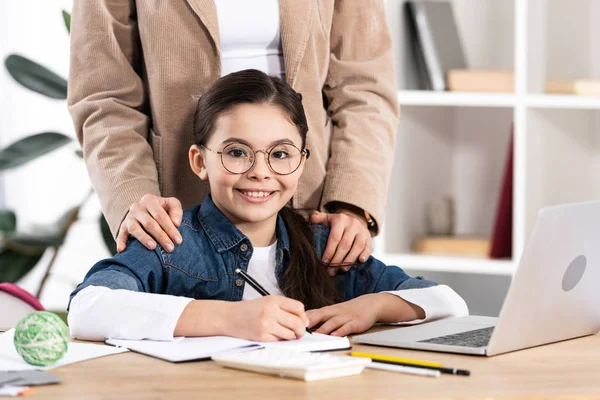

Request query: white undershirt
[
  {"left": 68, "top": 246, "right": 469, "bottom": 341},
  {"left": 215, "top": 0, "right": 285, "bottom": 78},
  {"left": 242, "top": 242, "right": 282, "bottom": 300}
]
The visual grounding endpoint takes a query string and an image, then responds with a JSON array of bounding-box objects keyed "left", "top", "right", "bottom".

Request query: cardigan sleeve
[
  {"left": 67, "top": 0, "right": 161, "bottom": 237},
  {"left": 320, "top": 0, "right": 399, "bottom": 234}
]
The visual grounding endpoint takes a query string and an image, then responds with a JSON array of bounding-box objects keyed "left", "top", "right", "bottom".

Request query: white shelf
[
  {"left": 526, "top": 94, "right": 600, "bottom": 110},
  {"left": 398, "top": 91, "right": 600, "bottom": 110},
  {"left": 397, "top": 90, "right": 515, "bottom": 107},
  {"left": 374, "top": 253, "right": 516, "bottom": 276}
]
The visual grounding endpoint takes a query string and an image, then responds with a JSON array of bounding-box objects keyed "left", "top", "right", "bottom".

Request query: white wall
[{"left": 1, "top": 1, "right": 110, "bottom": 310}]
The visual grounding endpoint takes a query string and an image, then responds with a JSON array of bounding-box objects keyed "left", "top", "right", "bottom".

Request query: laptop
[{"left": 354, "top": 201, "right": 600, "bottom": 356}]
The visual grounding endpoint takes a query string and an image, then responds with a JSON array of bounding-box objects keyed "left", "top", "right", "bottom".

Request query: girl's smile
[{"left": 236, "top": 188, "right": 278, "bottom": 203}]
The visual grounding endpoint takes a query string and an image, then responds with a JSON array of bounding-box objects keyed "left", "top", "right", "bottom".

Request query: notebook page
[
  {"left": 260, "top": 333, "right": 350, "bottom": 352},
  {"left": 105, "top": 336, "right": 260, "bottom": 362}
]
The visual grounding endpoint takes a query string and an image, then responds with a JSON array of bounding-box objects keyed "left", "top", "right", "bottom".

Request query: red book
[{"left": 490, "top": 128, "right": 513, "bottom": 259}]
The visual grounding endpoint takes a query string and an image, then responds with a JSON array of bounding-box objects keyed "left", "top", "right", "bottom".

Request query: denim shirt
[{"left": 69, "top": 196, "right": 436, "bottom": 309}]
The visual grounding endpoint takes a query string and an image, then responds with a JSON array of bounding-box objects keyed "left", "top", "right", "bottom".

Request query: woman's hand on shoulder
[
  {"left": 306, "top": 294, "right": 383, "bottom": 337},
  {"left": 116, "top": 194, "right": 184, "bottom": 253},
  {"left": 223, "top": 296, "right": 310, "bottom": 342},
  {"left": 310, "top": 208, "right": 372, "bottom": 276}
]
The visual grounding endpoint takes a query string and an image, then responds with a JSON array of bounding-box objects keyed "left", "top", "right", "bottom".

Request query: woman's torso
[{"left": 134, "top": 1, "right": 334, "bottom": 212}]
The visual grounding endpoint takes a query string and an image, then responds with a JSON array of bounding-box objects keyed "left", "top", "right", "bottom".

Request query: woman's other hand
[
  {"left": 116, "top": 194, "right": 184, "bottom": 253},
  {"left": 310, "top": 209, "right": 372, "bottom": 275}
]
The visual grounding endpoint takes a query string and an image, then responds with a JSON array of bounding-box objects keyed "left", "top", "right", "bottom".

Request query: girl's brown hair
[{"left": 193, "top": 69, "right": 341, "bottom": 309}]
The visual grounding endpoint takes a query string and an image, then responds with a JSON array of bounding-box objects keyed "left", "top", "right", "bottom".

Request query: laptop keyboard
[{"left": 418, "top": 326, "right": 494, "bottom": 348}]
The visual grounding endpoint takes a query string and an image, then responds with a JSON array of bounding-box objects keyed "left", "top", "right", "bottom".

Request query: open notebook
[{"left": 105, "top": 333, "right": 350, "bottom": 363}]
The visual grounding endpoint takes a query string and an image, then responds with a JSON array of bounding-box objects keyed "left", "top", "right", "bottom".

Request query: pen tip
[{"left": 235, "top": 268, "right": 241, "bottom": 273}]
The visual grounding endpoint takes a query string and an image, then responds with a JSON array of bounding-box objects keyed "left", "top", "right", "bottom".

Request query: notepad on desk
[{"left": 105, "top": 333, "right": 350, "bottom": 363}]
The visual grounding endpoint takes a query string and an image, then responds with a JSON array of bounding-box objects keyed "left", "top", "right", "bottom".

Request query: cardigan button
[
  {"left": 235, "top": 279, "right": 243, "bottom": 287},
  {"left": 240, "top": 243, "right": 248, "bottom": 252}
]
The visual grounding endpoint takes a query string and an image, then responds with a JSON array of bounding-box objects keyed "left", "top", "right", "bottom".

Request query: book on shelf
[
  {"left": 489, "top": 127, "right": 513, "bottom": 259},
  {"left": 447, "top": 69, "right": 514, "bottom": 93},
  {"left": 413, "top": 236, "right": 491, "bottom": 257},
  {"left": 545, "top": 79, "right": 600, "bottom": 96},
  {"left": 405, "top": 0, "right": 466, "bottom": 91}
]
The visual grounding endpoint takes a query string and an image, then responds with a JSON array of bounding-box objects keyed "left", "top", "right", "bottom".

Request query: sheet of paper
[
  {"left": 106, "top": 336, "right": 261, "bottom": 363},
  {"left": 259, "top": 332, "right": 350, "bottom": 352},
  {"left": 0, "top": 329, "right": 128, "bottom": 372},
  {"left": 106, "top": 332, "right": 350, "bottom": 363}
]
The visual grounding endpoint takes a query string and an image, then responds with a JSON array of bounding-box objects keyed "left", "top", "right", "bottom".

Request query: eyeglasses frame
[{"left": 200, "top": 142, "right": 310, "bottom": 176}]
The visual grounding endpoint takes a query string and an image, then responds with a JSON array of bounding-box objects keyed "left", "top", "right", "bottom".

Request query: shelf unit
[{"left": 376, "top": 0, "right": 600, "bottom": 278}]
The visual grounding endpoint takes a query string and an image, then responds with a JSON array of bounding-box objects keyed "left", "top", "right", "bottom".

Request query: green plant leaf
[
  {"left": 5, "top": 54, "right": 68, "bottom": 99},
  {"left": 62, "top": 10, "right": 71, "bottom": 34},
  {"left": 0, "top": 211, "right": 17, "bottom": 233},
  {"left": 0, "top": 132, "right": 72, "bottom": 170},
  {"left": 0, "top": 247, "right": 44, "bottom": 283},
  {"left": 7, "top": 233, "right": 65, "bottom": 249},
  {"left": 100, "top": 214, "right": 117, "bottom": 255}
]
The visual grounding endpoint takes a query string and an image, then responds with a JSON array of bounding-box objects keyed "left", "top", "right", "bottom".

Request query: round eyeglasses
[{"left": 201, "top": 142, "right": 310, "bottom": 175}]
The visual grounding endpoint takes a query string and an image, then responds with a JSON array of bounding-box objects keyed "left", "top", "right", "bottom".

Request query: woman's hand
[
  {"left": 307, "top": 294, "right": 425, "bottom": 337},
  {"left": 310, "top": 209, "right": 372, "bottom": 275},
  {"left": 116, "top": 194, "right": 184, "bottom": 253},
  {"left": 223, "top": 296, "right": 310, "bottom": 342}
]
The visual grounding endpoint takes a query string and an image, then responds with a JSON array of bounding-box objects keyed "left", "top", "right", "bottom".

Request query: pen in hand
[{"left": 235, "top": 268, "right": 313, "bottom": 335}]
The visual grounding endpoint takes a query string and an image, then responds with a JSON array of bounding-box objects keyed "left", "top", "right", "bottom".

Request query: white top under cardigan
[
  {"left": 215, "top": 0, "right": 285, "bottom": 78},
  {"left": 68, "top": 242, "right": 468, "bottom": 341}
]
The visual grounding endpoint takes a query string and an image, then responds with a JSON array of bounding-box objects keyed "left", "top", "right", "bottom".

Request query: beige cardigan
[{"left": 68, "top": 0, "right": 399, "bottom": 237}]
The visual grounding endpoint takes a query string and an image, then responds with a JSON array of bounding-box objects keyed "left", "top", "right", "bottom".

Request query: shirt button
[
  {"left": 235, "top": 279, "right": 243, "bottom": 287},
  {"left": 240, "top": 243, "right": 248, "bottom": 252}
]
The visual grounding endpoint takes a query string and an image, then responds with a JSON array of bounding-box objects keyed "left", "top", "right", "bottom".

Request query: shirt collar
[{"left": 197, "top": 195, "right": 291, "bottom": 255}]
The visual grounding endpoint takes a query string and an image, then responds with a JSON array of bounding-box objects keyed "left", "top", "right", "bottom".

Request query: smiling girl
[{"left": 68, "top": 70, "right": 467, "bottom": 342}]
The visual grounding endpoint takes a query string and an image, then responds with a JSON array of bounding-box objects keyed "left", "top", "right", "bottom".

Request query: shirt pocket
[{"left": 161, "top": 251, "right": 233, "bottom": 301}]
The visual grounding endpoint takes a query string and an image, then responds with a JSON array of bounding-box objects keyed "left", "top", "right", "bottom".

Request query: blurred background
[
  {"left": 1, "top": 1, "right": 111, "bottom": 313},
  {"left": 1, "top": 0, "right": 599, "bottom": 317}
]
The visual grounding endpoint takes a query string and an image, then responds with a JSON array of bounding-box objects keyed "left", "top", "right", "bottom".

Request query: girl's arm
[{"left": 175, "top": 296, "right": 310, "bottom": 342}]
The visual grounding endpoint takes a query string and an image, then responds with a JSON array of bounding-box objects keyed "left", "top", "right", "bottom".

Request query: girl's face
[{"left": 189, "top": 103, "right": 306, "bottom": 228}]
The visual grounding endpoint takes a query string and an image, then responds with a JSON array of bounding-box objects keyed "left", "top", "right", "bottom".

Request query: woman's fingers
[
  {"left": 164, "top": 197, "right": 184, "bottom": 227},
  {"left": 329, "top": 215, "right": 370, "bottom": 266},
  {"left": 146, "top": 199, "right": 182, "bottom": 249},
  {"left": 342, "top": 235, "right": 370, "bottom": 268},
  {"left": 116, "top": 195, "right": 184, "bottom": 253},
  {"left": 319, "top": 213, "right": 373, "bottom": 274},
  {"left": 321, "top": 217, "right": 345, "bottom": 266},
  {"left": 125, "top": 217, "right": 157, "bottom": 251}
]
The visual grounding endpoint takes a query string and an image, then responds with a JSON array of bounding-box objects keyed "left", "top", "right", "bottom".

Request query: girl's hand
[
  {"left": 224, "top": 296, "right": 310, "bottom": 342},
  {"left": 307, "top": 294, "right": 425, "bottom": 337},
  {"left": 116, "top": 194, "right": 183, "bottom": 253},
  {"left": 310, "top": 210, "right": 372, "bottom": 275},
  {"left": 306, "top": 295, "right": 381, "bottom": 337}
]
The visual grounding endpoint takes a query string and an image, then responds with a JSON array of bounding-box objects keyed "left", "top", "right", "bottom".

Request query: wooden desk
[{"left": 34, "top": 332, "right": 600, "bottom": 399}]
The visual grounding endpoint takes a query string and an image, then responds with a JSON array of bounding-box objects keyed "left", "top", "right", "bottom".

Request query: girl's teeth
[{"left": 244, "top": 191, "right": 270, "bottom": 198}]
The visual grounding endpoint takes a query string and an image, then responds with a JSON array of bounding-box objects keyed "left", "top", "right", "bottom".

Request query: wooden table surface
[{"left": 31, "top": 331, "right": 600, "bottom": 400}]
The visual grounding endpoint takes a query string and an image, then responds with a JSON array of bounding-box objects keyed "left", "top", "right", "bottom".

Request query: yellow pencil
[{"left": 348, "top": 351, "right": 443, "bottom": 368}]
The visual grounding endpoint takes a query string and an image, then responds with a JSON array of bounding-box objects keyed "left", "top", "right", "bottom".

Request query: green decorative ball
[{"left": 13, "top": 311, "right": 69, "bottom": 367}]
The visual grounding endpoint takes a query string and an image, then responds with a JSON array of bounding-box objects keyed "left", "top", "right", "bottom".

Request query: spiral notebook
[{"left": 105, "top": 333, "right": 351, "bottom": 363}]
